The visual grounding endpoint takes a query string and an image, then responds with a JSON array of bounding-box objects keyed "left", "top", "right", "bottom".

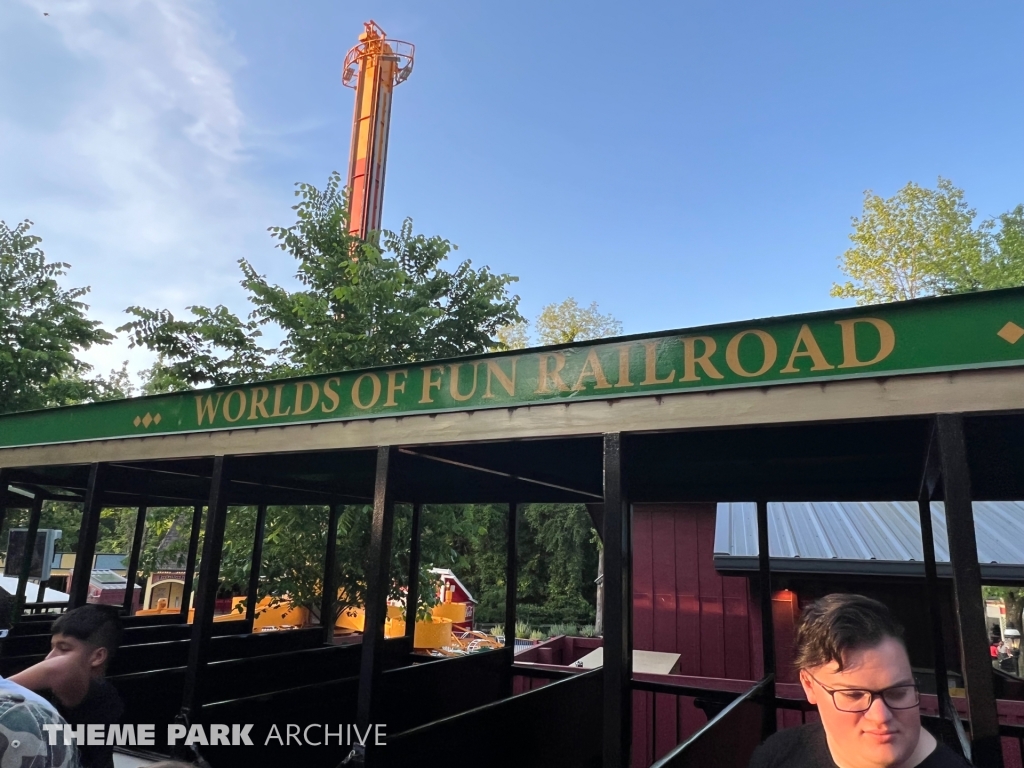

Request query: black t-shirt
[
  {"left": 749, "top": 722, "right": 969, "bottom": 768},
  {"left": 51, "top": 678, "right": 125, "bottom": 768}
]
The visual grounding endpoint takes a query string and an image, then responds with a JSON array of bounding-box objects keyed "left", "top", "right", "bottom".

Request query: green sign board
[{"left": 2, "top": 289, "right": 1024, "bottom": 449}]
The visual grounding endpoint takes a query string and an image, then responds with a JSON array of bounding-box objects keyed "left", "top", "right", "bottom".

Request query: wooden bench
[
  {"left": 375, "top": 667, "right": 603, "bottom": 768},
  {"left": 116, "top": 636, "right": 417, "bottom": 754},
  {"left": 196, "top": 648, "right": 512, "bottom": 768},
  {"left": 1, "top": 618, "right": 249, "bottom": 657},
  {"left": 0, "top": 625, "right": 325, "bottom": 677},
  {"left": 6, "top": 612, "right": 183, "bottom": 637}
]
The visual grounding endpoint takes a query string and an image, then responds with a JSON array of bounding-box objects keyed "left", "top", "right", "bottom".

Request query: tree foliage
[
  {"left": 496, "top": 298, "right": 622, "bottom": 350},
  {"left": 984, "top": 205, "right": 1024, "bottom": 290},
  {"left": 831, "top": 179, "right": 1024, "bottom": 305},
  {"left": 831, "top": 179, "right": 988, "bottom": 304},
  {"left": 0, "top": 220, "right": 122, "bottom": 414},
  {"left": 120, "top": 172, "right": 522, "bottom": 390}
]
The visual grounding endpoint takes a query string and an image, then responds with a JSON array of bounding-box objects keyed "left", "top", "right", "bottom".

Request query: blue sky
[{"left": 1, "top": 0, "right": 1021, "bottom": 377}]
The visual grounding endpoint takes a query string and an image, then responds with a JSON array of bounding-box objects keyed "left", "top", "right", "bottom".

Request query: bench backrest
[
  {"left": 0, "top": 626, "right": 325, "bottom": 677},
  {"left": 376, "top": 668, "right": 603, "bottom": 768},
  {"left": 195, "top": 648, "right": 509, "bottom": 768},
  {"left": 110, "top": 642, "right": 373, "bottom": 732},
  {"left": 1, "top": 618, "right": 249, "bottom": 657}
]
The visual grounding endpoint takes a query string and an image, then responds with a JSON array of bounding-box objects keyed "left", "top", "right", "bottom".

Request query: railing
[{"left": 648, "top": 675, "right": 774, "bottom": 768}]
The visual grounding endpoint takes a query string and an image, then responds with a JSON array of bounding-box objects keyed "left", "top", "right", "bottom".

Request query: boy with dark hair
[
  {"left": 12, "top": 605, "right": 124, "bottom": 768},
  {"left": 750, "top": 593, "right": 967, "bottom": 768}
]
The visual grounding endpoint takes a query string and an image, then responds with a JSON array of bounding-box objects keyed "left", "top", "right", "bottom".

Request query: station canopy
[{"left": 1, "top": 288, "right": 1023, "bottom": 508}]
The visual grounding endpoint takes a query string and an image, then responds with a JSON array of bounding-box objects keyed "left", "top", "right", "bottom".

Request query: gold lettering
[
  {"left": 221, "top": 390, "right": 246, "bottom": 423},
  {"left": 419, "top": 365, "right": 444, "bottom": 404},
  {"left": 293, "top": 381, "right": 320, "bottom": 416},
  {"left": 352, "top": 373, "right": 382, "bottom": 410},
  {"left": 384, "top": 370, "right": 408, "bottom": 407},
  {"left": 248, "top": 387, "right": 270, "bottom": 420},
  {"left": 448, "top": 363, "right": 480, "bottom": 402},
  {"left": 321, "top": 377, "right": 341, "bottom": 413},
  {"left": 679, "top": 336, "right": 724, "bottom": 381},
  {"left": 270, "top": 383, "right": 292, "bottom": 418},
  {"left": 195, "top": 393, "right": 223, "bottom": 426},
  {"left": 614, "top": 345, "right": 633, "bottom": 388},
  {"left": 483, "top": 359, "right": 517, "bottom": 399},
  {"left": 725, "top": 330, "right": 778, "bottom": 377},
  {"left": 835, "top": 318, "right": 896, "bottom": 368},
  {"left": 573, "top": 349, "right": 612, "bottom": 391},
  {"left": 535, "top": 353, "right": 569, "bottom": 394},
  {"left": 780, "top": 324, "right": 834, "bottom": 373},
  {"left": 641, "top": 341, "right": 675, "bottom": 385}
]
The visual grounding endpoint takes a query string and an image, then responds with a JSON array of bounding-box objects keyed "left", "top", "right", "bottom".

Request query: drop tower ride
[{"left": 342, "top": 21, "right": 415, "bottom": 240}]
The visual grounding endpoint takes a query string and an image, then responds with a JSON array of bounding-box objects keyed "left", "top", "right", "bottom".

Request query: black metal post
[
  {"left": 178, "top": 457, "right": 230, "bottom": 737},
  {"left": 122, "top": 506, "right": 147, "bottom": 615},
  {"left": 936, "top": 414, "right": 1002, "bottom": 768},
  {"left": 320, "top": 504, "right": 340, "bottom": 640},
  {"left": 0, "top": 468, "right": 9, "bottom": 542},
  {"left": 602, "top": 433, "right": 632, "bottom": 768},
  {"left": 246, "top": 504, "right": 268, "bottom": 625},
  {"left": 180, "top": 504, "right": 203, "bottom": 620},
  {"left": 504, "top": 501, "right": 519, "bottom": 692},
  {"left": 354, "top": 447, "right": 398, "bottom": 763},
  {"left": 70, "top": 463, "right": 104, "bottom": 607},
  {"left": 13, "top": 494, "right": 44, "bottom": 623},
  {"left": 405, "top": 503, "right": 423, "bottom": 642},
  {"left": 756, "top": 499, "right": 777, "bottom": 738}
]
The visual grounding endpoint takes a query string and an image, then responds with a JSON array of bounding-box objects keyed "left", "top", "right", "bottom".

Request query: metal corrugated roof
[{"left": 714, "top": 501, "right": 1024, "bottom": 579}]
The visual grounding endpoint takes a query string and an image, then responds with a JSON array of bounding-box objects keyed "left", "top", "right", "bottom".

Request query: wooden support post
[
  {"left": 353, "top": 447, "right": 397, "bottom": 764},
  {"left": 405, "top": 503, "right": 423, "bottom": 642},
  {"left": 180, "top": 504, "right": 203, "bottom": 621},
  {"left": 70, "top": 463, "right": 104, "bottom": 607},
  {"left": 178, "top": 457, "right": 230, "bottom": 738},
  {"left": 122, "top": 506, "right": 146, "bottom": 615},
  {"left": 936, "top": 414, "right": 1002, "bottom": 768},
  {"left": 320, "top": 504, "right": 340, "bottom": 640},
  {"left": 13, "top": 494, "right": 44, "bottom": 624},
  {"left": 245, "top": 504, "right": 268, "bottom": 626},
  {"left": 504, "top": 501, "right": 519, "bottom": 692},
  {"left": 756, "top": 499, "right": 777, "bottom": 738},
  {"left": 602, "top": 433, "right": 632, "bottom": 768}
]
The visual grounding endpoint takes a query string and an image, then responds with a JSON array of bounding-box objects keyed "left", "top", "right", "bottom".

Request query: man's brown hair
[{"left": 793, "top": 593, "right": 905, "bottom": 672}]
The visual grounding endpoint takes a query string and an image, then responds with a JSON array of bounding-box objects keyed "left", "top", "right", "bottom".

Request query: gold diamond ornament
[
  {"left": 997, "top": 322, "right": 1024, "bottom": 344},
  {"left": 142, "top": 413, "right": 153, "bottom": 428}
]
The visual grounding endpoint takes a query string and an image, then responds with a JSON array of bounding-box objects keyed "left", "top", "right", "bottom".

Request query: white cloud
[{"left": 0, "top": 0, "right": 276, "bottom": 379}]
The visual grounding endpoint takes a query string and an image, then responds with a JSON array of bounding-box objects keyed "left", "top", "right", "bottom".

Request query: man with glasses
[{"left": 750, "top": 594, "right": 968, "bottom": 768}]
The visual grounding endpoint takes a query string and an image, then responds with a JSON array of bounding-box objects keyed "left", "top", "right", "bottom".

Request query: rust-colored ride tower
[{"left": 343, "top": 20, "right": 415, "bottom": 240}]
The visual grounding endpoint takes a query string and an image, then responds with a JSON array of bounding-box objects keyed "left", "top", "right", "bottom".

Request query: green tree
[
  {"left": 982, "top": 205, "right": 1024, "bottom": 290},
  {"left": 495, "top": 298, "right": 622, "bottom": 350},
  {"left": 116, "top": 174, "right": 523, "bottom": 623},
  {"left": 831, "top": 178, "right": 991, "bottom": 305},
  {"left": 120, "top": 172, "right": 522, "bottom": 389},
  {"left": 535, "top": 298, "right": 623, "bottom": 345},
  {"left": 0, "top": 220, "right": 119, "bottom": 413}
]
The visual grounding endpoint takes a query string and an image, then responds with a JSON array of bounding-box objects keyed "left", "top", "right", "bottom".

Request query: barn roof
[{"left": 714, "top": 501, "right": 1024, "bottom": 580}]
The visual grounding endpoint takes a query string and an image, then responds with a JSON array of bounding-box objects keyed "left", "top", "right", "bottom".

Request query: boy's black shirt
[
  {"left": 50, "top": 678, "right": 124, "bottom": 768},
  {"left": 749, "top": 722, "right": 970, "bottom": 768}
]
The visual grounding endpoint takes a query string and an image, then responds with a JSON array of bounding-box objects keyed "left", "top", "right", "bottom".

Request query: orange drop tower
[{"left": 343, "top": 21, "right": 415, "bottom": 240}]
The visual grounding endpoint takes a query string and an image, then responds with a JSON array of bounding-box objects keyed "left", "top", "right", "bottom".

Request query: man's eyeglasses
[{"left": 805, "top": 670, "right": 920, "bottom": 713}]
